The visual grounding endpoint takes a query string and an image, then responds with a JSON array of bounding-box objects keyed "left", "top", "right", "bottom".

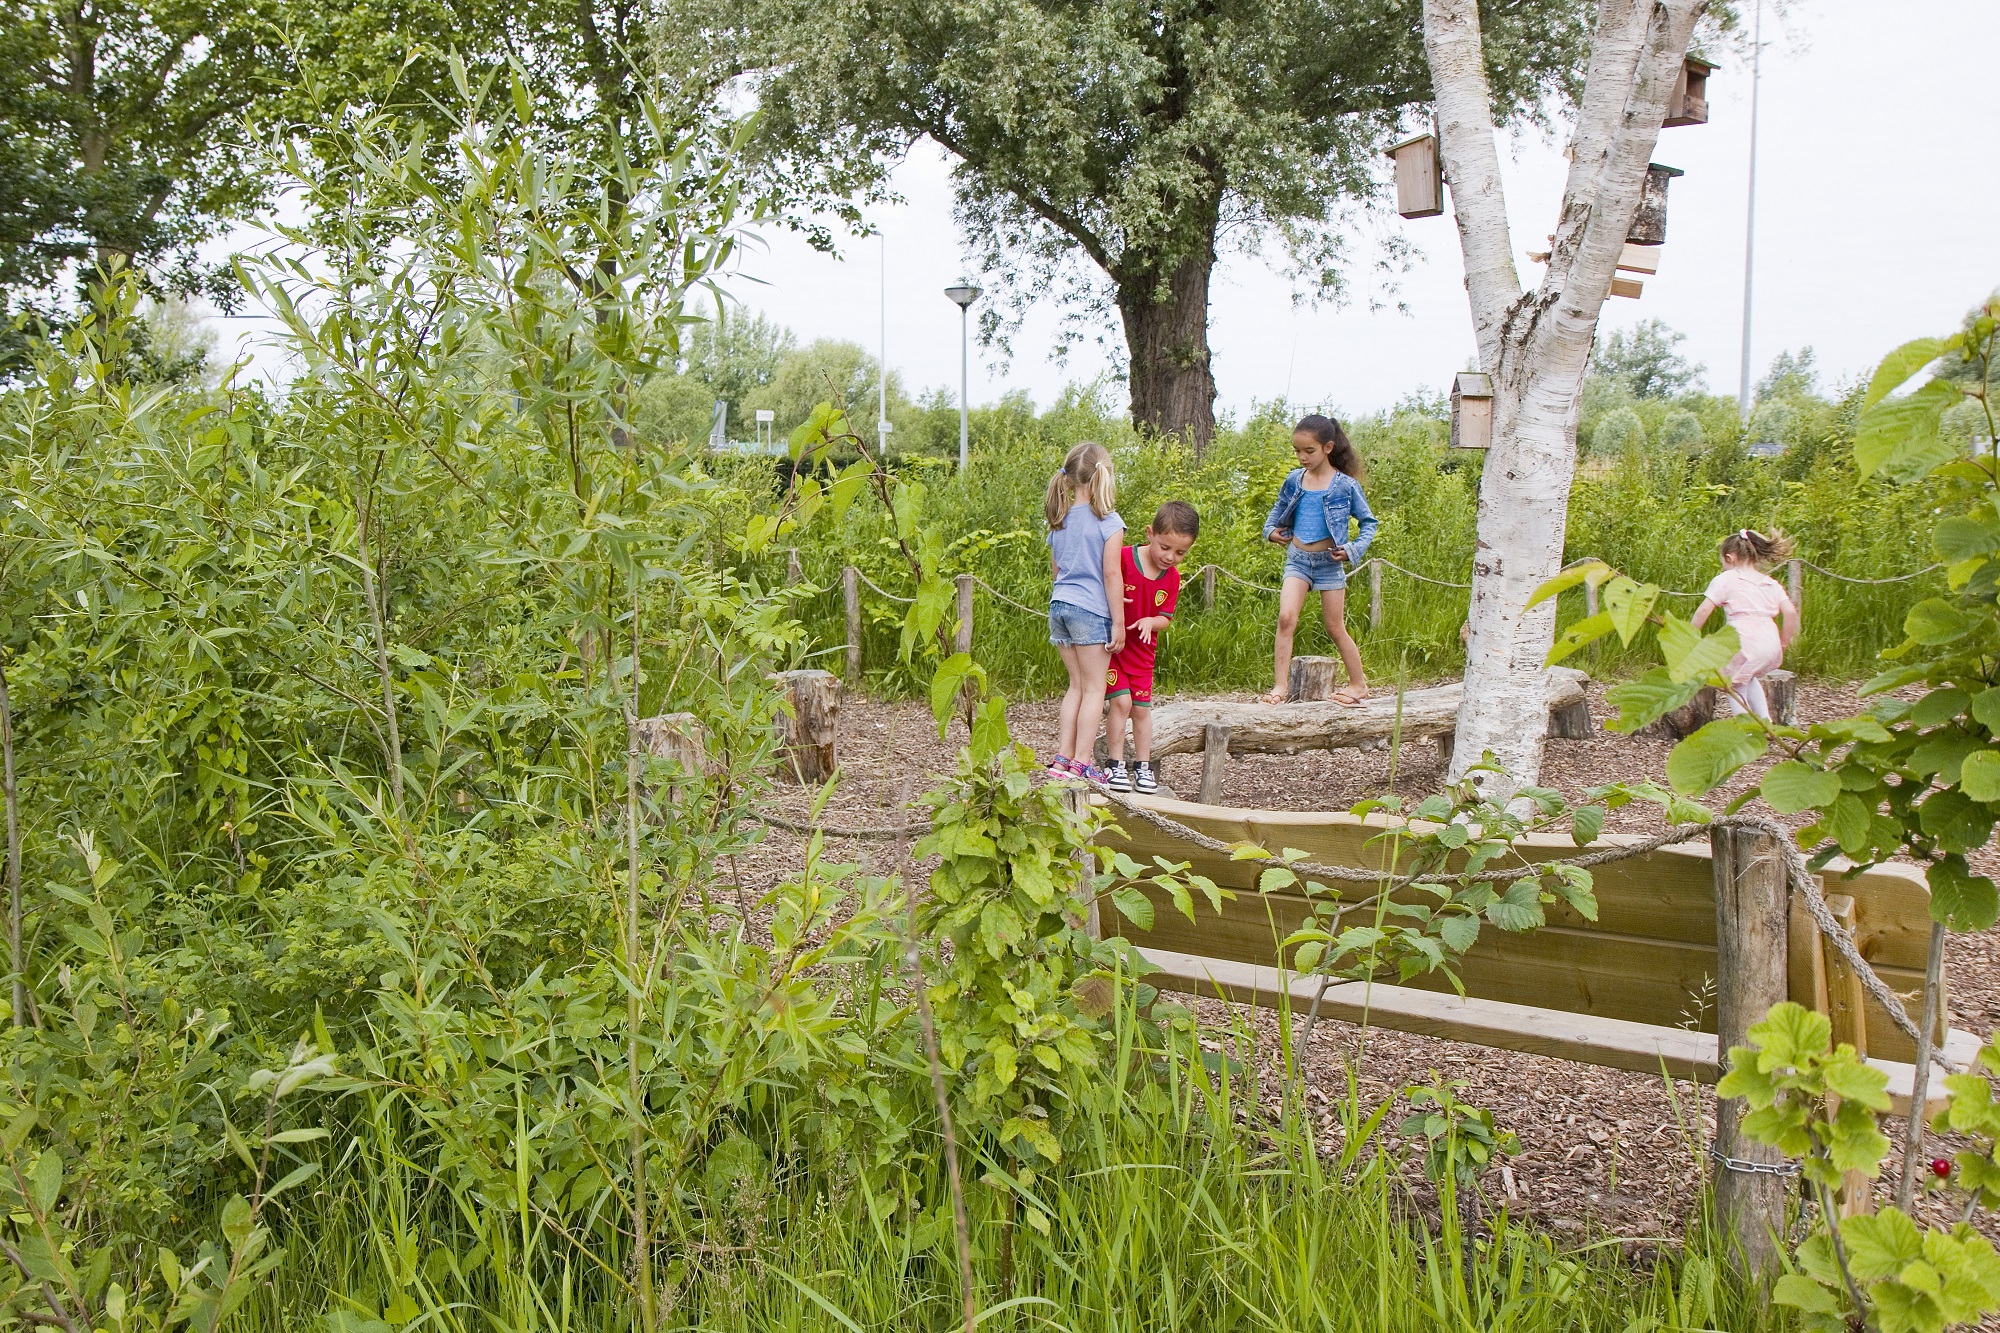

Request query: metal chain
[{"left": 1708, "top": 1145, "right": 1802, "bottom": 1178}]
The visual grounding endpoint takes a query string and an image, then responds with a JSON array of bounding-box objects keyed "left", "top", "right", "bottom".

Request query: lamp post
[
  {"left": 1737, "top": 0, "right": 1764, "bottom": 423},
  {"left": 944, "top": 282, "right": 981, "bottom": 471}
]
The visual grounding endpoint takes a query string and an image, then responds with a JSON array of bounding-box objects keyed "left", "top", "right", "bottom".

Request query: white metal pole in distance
[
  {"left": 944, "top": 283, "right": 981, "bottom": 471},
  {"left": 1737, "top": 0, "right": 1763, "bottom": 424}
]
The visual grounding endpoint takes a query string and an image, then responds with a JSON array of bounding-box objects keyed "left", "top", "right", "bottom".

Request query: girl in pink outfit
[{"left": 1691, "top": 528, "right": 1801, "bottom": 721}]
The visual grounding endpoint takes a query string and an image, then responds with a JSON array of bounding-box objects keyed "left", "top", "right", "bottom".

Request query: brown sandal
[{"left": 1331, "top": 688, "right": 1368, "bottom": 707}]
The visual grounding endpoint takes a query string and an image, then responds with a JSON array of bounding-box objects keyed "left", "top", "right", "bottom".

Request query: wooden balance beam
[
  {"left": 1093, "top": 792, "right": 1975, "bottom": 1216},
  {"left": 1117, "top": 668, "right": 1592, "bottom": 801}
]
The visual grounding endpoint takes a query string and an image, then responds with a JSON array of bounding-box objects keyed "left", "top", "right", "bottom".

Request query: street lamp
[{"left": 944, "top": 282, "right": 982, "bottom": 471}]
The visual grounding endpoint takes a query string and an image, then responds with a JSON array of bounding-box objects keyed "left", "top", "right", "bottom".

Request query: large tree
[
  {"left": 658, "top": 0, "right": 1590, "bottom": 449},
  {"left": 1424, "top": 0, "right": 1708, "bottom": 789}
]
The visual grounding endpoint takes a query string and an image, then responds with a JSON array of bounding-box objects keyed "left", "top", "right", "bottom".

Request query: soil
[{"left": 733, "top": 680, "right": 2000, "bottom": 1257}]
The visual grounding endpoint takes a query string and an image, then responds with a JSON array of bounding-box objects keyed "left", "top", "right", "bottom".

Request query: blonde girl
[
  {"left": 1691, "top": 528, "right": 1801, "bottom": 721},
  {"left": 1043, "top": 442, "right": 1124, "bottom": 781},
  {"left": 1262, "top": 415, "right": 1378, "bottom": 706}
]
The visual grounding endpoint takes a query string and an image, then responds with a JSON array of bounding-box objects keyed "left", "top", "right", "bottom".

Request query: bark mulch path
[{"left": 734, "top": 681, "right": 1999, "bottom": 1254}]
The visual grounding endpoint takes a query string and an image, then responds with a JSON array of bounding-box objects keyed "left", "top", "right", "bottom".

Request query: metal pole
[
  {"left": 1737, "top": 0, "right": 1764, "bottom": 424},
  {"left": 888, "top": 228, "right": 896, "bottom": 452},
  {"left": 958, "top": 303, "right": 970, "bottom": 472}
]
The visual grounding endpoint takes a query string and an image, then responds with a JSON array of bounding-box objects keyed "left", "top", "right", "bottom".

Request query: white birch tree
[{"left": 1424, "top": 0, "right": 1707, "bottom": 792}]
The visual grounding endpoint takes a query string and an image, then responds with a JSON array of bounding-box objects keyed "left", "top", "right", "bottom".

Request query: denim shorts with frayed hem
[
  {"left": 1282, "top": 547, "right": 1349, "bottom": 592},
  {"left": 1048, "top": 599, "right": 1113, "bottom": 647}
]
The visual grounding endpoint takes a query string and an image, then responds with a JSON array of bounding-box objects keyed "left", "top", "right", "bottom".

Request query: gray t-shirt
[{"left": 1047, "top": 504, "right": 1125, "bottom": 618}]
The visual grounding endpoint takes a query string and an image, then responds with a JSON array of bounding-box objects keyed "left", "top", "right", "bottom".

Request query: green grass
[
  {"left": 232, "top": 1010, "right": 1770, "bottom": 1333},
  {"left": 743, "top": 400, "right": 1943, "bottom": 699}
]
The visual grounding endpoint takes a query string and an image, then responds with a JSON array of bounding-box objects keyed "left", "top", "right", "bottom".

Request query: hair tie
[{"left": 1740, "top": 529, "right": 1753, "bottom": 540}]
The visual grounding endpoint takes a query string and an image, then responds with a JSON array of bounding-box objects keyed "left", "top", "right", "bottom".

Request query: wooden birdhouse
[
  {"left": 1626, "top": 163, "right": 1684, "bottom": 246},
  {"left": 1388, "top": 133, "right": 1443, "bottom": 219},
  {"left": 1451, "top": 372, "right": 1493, "bottom": 450},
  {"left": 1664, "top": 55, "right": 1717, "bottom": 127},
  {"left": 1616, "top": 243, "right": 1660, "bottom": 275}
]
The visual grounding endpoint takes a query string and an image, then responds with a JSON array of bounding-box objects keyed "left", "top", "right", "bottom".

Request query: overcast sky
[
  {"left": 697, "top": 0, "right": 1998, "bottom": 422},
  {"left": 212, "top": 0, "right": 1996, "bottom": 419}
]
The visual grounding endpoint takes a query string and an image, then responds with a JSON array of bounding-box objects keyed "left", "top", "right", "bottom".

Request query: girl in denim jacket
[{"left": 1260, "top": 415, "right": 1377, "bottom": 705}]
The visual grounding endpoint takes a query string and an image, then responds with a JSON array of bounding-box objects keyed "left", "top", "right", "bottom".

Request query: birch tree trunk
[{"left": 1425, "top": 0, "right": 1706, "bottom": 794}]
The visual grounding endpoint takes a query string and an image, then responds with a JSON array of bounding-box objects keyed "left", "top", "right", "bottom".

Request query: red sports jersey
[{"left": 1114, "top": 545, "right": 1180, "bottom": 674}]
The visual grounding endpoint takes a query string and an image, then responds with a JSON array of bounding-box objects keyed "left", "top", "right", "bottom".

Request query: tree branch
[{"left": 1420, "top": 0, "right": 1519, "bottom": 372}]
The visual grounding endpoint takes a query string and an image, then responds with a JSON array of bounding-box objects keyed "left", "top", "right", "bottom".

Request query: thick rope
[
  {"left": 1800, "top": 559, "right": 1941, "bottom": 586},
  {"left": 967, "top": 576, "right": 1046, "bottom": 618},
  {"left": 852, "top": 569, "right": 916, "bottom": 605}
]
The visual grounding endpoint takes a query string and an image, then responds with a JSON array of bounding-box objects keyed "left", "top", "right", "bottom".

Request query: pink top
[{"left": 1704, "top": 565, "right": 1788, "bottom": 679}]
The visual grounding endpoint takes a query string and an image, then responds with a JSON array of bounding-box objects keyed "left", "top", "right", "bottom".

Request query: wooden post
[
  {"left": 787, "top": 548, "right": 802, "bottom": 585},
  {"left": 1202, "top": 565, "right": 1216, "bottom": 611},
  {"left": 1436, "top": 729, "right": 1456, "bottom": 771},
  {"left": 1711, "top": 824, "right": 1791, "bottom": 1283},
  {"left": 1583, "top": 580, "right": 1599, "bottom": 618},
  {"left": 1764, "top": 669, "right": 1797, "bottom": 727},
  {"left": 773, "top": 669, "right": 840, "bottom": 783},
  {"left": 1368, "top": 560, "right": 1383, "bottom": 630},
  {"left": 842, "top": 567, "right": 862, "bottom": 682},
  {"left": 955, "top": 574, "right": 974, "bottom": 656},
  {"left": 1787, "top": 559, "right": 1803, "bottom": 616},
  {"left": 1545, "top": 694, "right": 1594, "bottom": 740},
  {"left": 1287, "top": 656, "right": 1338, "bottom": 702},
  {"left": 1198, "top": 723, "right": 1230, "bottom": 804},
  {"left": 1821, "top": 894, "right": 1875, "bottom": 1216}
]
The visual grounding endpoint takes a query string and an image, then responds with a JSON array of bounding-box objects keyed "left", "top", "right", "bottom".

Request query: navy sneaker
[
  {"left": 1133, "top": 762, "right": 1159, "bottom": 795},
  {"left": 1105, "top": 761, "right": 1132, "bottom": 792}
]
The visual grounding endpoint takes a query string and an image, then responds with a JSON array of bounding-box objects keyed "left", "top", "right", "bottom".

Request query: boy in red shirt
[{"left": 1105, "top": 501, "right": 1199, "bottom": 794}]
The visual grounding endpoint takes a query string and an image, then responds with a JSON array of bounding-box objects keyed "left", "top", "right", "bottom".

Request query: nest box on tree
[
  {"left": 1664, "top": 56, "right": 1717, "bottom": 127},
  {"left": 1626, "top": 163, "right": 1684, "bottom": 246},
  {"left": 1451, "top": 372, "right": 1493, "bottom": 450},
  {"left": 1387, "top": 133, "right": 1443, "bottom": 219}
]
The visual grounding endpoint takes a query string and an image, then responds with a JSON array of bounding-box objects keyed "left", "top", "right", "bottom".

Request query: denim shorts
[
  {"left": 1283, "top": 547, "right": 1349, "bottom": 592},
  {"left": 1048, "top": 599, "right": 1113, "bottom": 646}
]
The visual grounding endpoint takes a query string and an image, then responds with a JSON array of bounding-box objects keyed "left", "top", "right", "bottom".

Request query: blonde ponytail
[{"left": 1045, "top": 441, "right": 1115, "bottom": 530}]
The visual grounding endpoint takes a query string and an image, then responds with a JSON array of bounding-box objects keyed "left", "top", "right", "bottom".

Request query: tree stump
[
  {"left": 1198, "top": 723, "right": 1230, "bottom": 803},
  {"left": 1764, "top": 669, "right": 1797, "bottom": 727},
  {"left": 773, "top": 669, "right": 839, "bottom": 782},
  {"left": 631, "top": 713, "right": 710, "bottom": 815},
  {"left": 1287, "top": 656, "right": 1338, "bottom": 702},
  {"left": 1711, "top": 824, "right": 1790, "bottom": 1283},
  {"left": 1545, "top": 695, "right": 1594, "bottom": 740},
  {"left": 1644, "top": 685, "right": 1716, "bottom": 740}
]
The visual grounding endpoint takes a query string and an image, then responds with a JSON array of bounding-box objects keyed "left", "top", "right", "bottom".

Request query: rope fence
[{"left": 815, "top": 550, "right": 1941, "bottom": 679}]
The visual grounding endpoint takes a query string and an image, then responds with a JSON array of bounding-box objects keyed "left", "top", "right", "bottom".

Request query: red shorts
[{"left": 1106, "top": 661, "right": 1154, "bottom": 707}]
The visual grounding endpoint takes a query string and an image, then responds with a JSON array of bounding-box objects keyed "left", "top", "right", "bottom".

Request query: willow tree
[
  {"left": 1426, "top": 0, "right": 1709, "bottom": 788},
  {"left": 658, "top": 0, "right": 1590, "bottom": 449}
]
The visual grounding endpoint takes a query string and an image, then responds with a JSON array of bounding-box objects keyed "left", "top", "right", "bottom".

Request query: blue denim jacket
[{"left": 1262, "top": 469, "right": 1378, "bottom": 563}]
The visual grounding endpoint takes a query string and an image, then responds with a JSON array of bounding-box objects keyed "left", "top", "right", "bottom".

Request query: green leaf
[
  {"left": 1974, "top": 688, "right": 2000, "bottom": 733},
  {"left": 1547, "top": 611, "right": 1615, "bottom": 665},
  {"left": 1759, "top": 761, "right": 1840, "bottom": 814},
  {"left": 1438, "top": 913, "right": 1480, "bottom": 953},
  {"left": 1841, "top": 1210, "right": 1925, "bottom": 1281},
  {"left": 1109, "top": 886, "right": 1154, "bottom": 932},
  {"left": 1960, "top": 750, "right": 2000, "bottom": 803},
  {"left": 969, "top": 696, "right": 1011, "bottom": 764},
  {"left": 1862, "top": 336, "right": 1951, "bottom": 410},
  {"left": 1527, "top": 560, "right": 1609, "bottom": 609},
  {"left": 1604, "top": 669, "right": 1702, "bottom": 733},
  {"left": 1857, "top": 376, "right": 1962, "bottom": 482},
  {"left": 1905, "top": 598, "right": 1977, "bottom": 646},
  {"left": 1772, "top": 1273, "right": 1846, "bottom": 1316},
  {"left": 1569, "top": 806, "right": 1604, "bottom": 846},
  {"left": 1928, "top": 856, "right": 2000, "bottom": 932},
  {"left": 1601, "top": 577, "right": 1660, "bottom": 647},
  {"left": 1933, "top": 515, "right": 2000, "bottom": 564},
  {"left": 929, "top": 652, "right": 978, "bottom": 732},
  {"left": 1665, "top": 719, "right": 1767, "bottom": 796},
  {"left": 1657, "top": 614, "right": 1740, "bottom": 685}
]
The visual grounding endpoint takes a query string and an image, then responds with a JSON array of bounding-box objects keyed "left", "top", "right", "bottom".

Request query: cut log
[
  {"left": 1287, "top": 656, "right": 1338, "bottom": 702},
  {"left": 632, "top": 712, "right": 708, "bottom": 775},
  {"left": 1764, "top": 669, "right": 1797, "bottom": 727},
  {"left": 1546, "top": 694, "right": 1593, "bottom": 740},
  {"left": 773, "top": 669, "right": 839, "bottom": 782},
  {"left": 1147, "top": 668, "right": 1588, "bottom": 760},
  {"left": 1198, "top": 723, "right": 1230, "bottom": 803}
]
